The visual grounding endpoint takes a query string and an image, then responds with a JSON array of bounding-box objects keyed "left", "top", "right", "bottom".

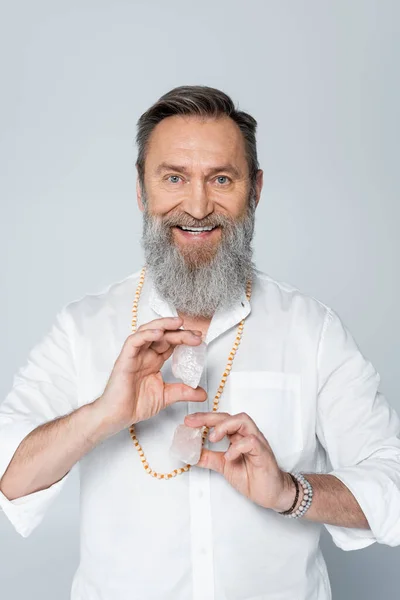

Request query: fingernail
[{"left": 209, "top": 431, "right": 216, "bottom": 441}]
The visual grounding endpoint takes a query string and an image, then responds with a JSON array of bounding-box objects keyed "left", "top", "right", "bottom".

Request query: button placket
[{"left": 189, "top": 357, "right": 215, "bottom": 600}]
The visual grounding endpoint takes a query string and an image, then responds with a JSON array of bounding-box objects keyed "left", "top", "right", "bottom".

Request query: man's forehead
[{"left": 146, "top": 115, "right": 247, "bottom": 167}]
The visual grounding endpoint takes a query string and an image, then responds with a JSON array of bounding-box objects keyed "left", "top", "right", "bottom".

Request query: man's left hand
[{"left": 184, "top": 411, "right": 295, "bottom": 512}]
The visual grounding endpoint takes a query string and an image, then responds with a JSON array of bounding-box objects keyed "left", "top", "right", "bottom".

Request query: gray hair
[{"left": 135, "top": 85, "right": 259, "bottom": 195}]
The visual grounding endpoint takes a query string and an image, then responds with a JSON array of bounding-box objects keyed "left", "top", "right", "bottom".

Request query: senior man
[{"left": 1, "top": 85, "right": 400, "bottom": 600}]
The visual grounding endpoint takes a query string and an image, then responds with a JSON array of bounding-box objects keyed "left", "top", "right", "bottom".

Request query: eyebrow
[{"left": 155, "top": 162, "right": 242, "bottom": 178}]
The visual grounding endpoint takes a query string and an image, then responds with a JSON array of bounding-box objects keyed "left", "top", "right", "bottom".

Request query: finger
[
  {"left": 209, "top": 413, "right": 261, "bottom": 442},
  {"left": 121, "top": 329, "right": 164, "bottom": 359},
  {"left": 205, "top": 426, "right": 243, "bottom": 445},
  {"left": 163, "top": 383, "right": 207, "bottom": 407},
  {"left": 137, "top": 318, "right": 203, "bottom": 345},
  {"left": 122, "top": 328, "right": 202, "bottom": 360},
  {"left": 224, "top": 434, "right": 263, "bottom": 462},
  {"left": 184, "top": 412, "right": 231, "bottom": 428},
  {"left": 185, "top": 412, "right": 259, "bottom": 441},
  {"left": 160, "top": 346, "right": 175, "bottom": 363},
  {"left": 226, "top": 432, "right": 243, "bottom": 444},
  {"left": 150, "top": 330, "right": 203, "bottom": 354},
  {"left": 137, "top": 317, "right": 183, "bottom": 333},
  {"left": 195, "top": 448, "right": 226, "bottom": 474}
]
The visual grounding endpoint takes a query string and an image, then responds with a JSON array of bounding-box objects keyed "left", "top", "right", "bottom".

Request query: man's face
[{"left": 137, "top": 115, "right": 262, "bottom": 265}]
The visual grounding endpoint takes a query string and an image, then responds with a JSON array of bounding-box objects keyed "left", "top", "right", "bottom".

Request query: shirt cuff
[
  {"left": 324, "top": 463, "right": 400, "bottom": 550},
  {"left": 0, "top": 420, "right": 69, "bottom": 537}
]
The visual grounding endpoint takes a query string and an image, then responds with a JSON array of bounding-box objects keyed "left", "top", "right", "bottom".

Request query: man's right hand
[{"left": 94, "top": 317, "right": 207, "bottom": 434}]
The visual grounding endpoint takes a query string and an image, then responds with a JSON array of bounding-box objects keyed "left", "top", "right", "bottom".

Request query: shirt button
[{"left": 198, "top": 490, "right": 204, "bottom": 499}]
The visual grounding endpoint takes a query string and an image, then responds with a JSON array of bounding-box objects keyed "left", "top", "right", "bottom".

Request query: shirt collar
[{"left": 147, "top": 273, "right": 252, "bottom": 345}]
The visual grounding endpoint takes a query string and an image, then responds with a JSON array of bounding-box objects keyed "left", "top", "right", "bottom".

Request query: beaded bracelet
[{"left": 280, "top": 473, "right": 313, "bottom": 519}]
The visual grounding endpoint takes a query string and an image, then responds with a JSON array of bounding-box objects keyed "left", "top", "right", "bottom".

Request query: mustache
[{"left": 159, "top": 212, "right": 235, "bottom": 229}]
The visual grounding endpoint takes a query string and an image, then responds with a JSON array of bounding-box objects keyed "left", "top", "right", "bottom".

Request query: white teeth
[{"left": 180, "top": 226, "right": 215, "bottom": 232}]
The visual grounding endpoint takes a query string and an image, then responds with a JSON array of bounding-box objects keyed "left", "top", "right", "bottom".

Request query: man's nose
[{"left": 180, "top": 180, "right": 214, "bottom": 220}]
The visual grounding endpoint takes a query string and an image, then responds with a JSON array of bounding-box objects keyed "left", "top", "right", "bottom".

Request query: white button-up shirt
[{"left": 1, "top": 269, "right": 400, "bottom": 600}]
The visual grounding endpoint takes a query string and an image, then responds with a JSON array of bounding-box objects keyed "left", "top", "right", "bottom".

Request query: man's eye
[
  {"left": 216, "top": 176, "right": 230, "bottom": 185},
  {"left": 168, "top": 175, "right": 181, "bottom": 184}
]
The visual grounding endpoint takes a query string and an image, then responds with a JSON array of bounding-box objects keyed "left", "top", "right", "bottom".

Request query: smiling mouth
[{"left": 175, "top": 225, "right": 219, "bottom": 235}]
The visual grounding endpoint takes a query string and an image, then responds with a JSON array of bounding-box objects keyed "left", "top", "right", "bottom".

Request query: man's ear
[
  {"left": 254, "top": 169, "right": 263, "bottom": 207},
  {"left": 136, "top": 176, "right": 144, "bottom": 212}
]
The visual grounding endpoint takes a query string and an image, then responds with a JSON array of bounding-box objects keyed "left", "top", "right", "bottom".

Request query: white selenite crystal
[
  {"left": 170, "top": 424, "right": 203, "bottom": 465},
  {"left": 172, "top": 341, "right": 207, "bottom": 388}
]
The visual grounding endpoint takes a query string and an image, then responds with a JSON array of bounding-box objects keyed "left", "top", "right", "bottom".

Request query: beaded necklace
[{"left": 128, "top": 266, "right": 252, "bottom": 479}]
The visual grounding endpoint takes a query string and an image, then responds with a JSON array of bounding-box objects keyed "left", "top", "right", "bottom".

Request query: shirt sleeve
[
  {"left": 0, "top": 306, "right": 78, "bottom": 537},
  {"left": 315, "top": 308, "right": 400, "bottom": 551}
]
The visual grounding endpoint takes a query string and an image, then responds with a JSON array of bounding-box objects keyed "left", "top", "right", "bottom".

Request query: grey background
[{"left": 0, "top": 1, "right": 399, "bottom": 598}]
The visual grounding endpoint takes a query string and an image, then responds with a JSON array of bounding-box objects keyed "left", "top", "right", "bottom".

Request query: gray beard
[{"left": 141, "top": 194, "right": 256, "bottom": 318}]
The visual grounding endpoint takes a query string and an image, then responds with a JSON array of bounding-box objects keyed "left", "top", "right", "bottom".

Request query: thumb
[
  {"left": 196, "top": 448, "right": 225, "bottom": 474},
  {"left": 163, "top": 382, "right": 207, "bottom": 407}
]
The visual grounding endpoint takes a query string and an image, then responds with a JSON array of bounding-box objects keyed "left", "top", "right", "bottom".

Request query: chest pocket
[{"left": 227, "top": 371, "right": 304, "bottom": 470}]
